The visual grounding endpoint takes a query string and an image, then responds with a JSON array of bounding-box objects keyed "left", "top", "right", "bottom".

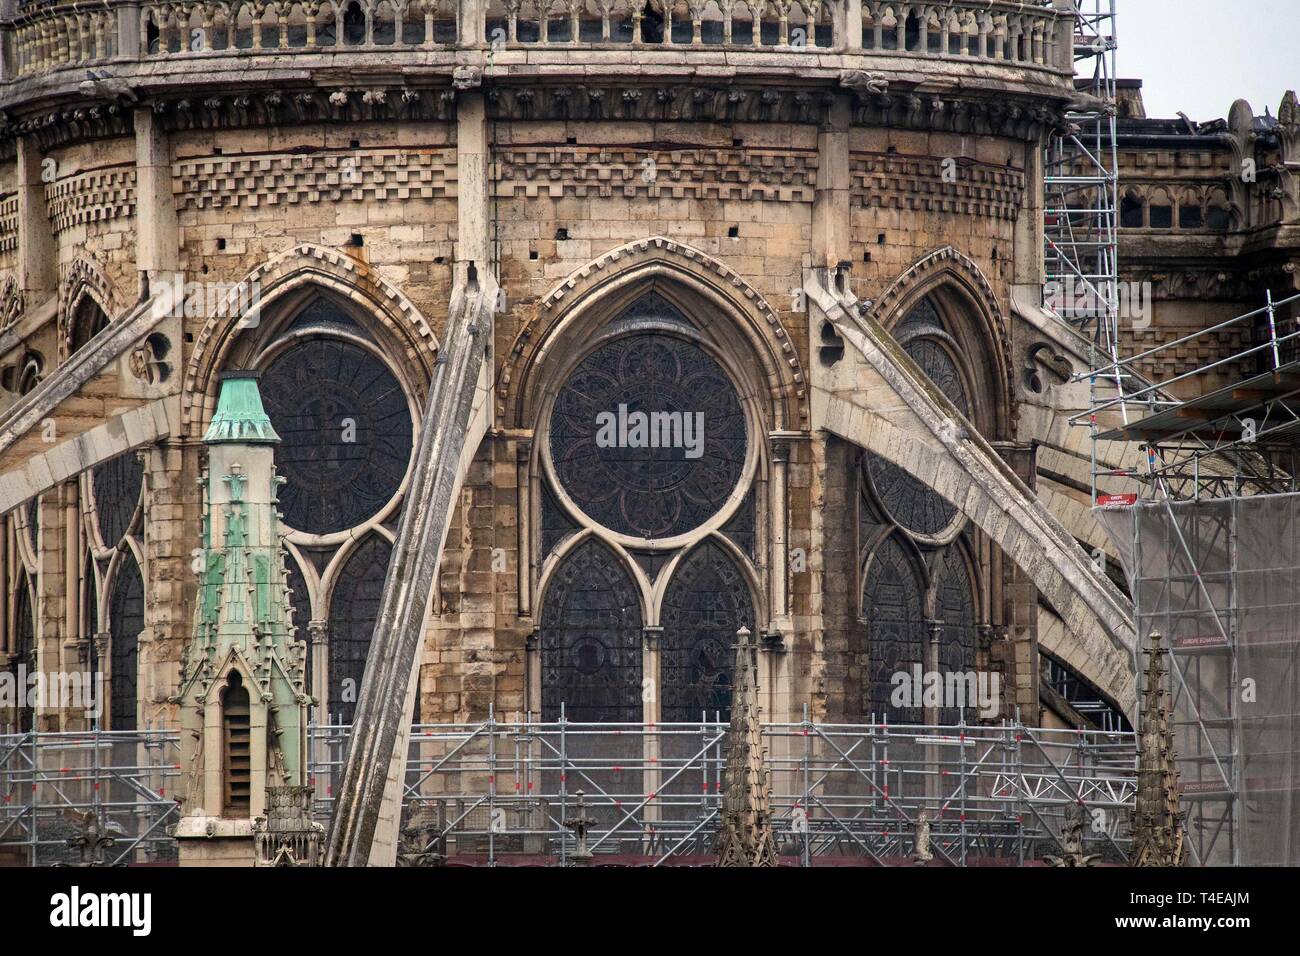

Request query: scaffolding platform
[
  {"left": 1086, "top": 289, "right": 1300, "bottom": 866},
  {"left": 1097, "top": 362, "right": 1300, "bottom": 445},
  {"left": 2, "top": 719, "right": 1138, "bottom": 867}
]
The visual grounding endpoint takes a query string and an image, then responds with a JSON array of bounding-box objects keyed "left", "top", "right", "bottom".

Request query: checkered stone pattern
[
  {"left": 46, "top": 168, "right": 136, "bottom": 233},
  {"left": 494, "top": 147, "right": 818, "bottom": 202},
  {"left": 174, "top": 149, "right": 460, "bottom": 209}
]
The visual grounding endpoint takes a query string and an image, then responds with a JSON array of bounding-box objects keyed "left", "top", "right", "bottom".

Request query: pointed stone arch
[
  {"left": 808, "top": 280, "right": 1137, "bottom": 716},
  {"left": 59, "top": 256, "right": 118, "bottom": 360},
  {"left": 867, "top": 245, "right": 1015, "bottom": 436},
  {"left": 500, "top": 236, "right": 808, "bottom": 433},
  {"left": 59, "top": 255, "right": 118, "bottom": 323},
  {"left": 181, "top": 243, "right": 439, "bottom": 435}
]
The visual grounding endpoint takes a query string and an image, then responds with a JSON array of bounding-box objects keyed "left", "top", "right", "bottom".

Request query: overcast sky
[{"left": 1119, "top": 0, "right": 1299, "bottom": 121}]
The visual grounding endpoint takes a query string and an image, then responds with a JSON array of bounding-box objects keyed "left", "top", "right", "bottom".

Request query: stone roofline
[{"left": 0, "top": 0, "right": 1075, "bottom": 117}]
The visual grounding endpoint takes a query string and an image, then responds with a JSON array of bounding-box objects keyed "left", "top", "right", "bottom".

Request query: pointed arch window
[
  {"left": 235, "top": 293, "right": 417, "bottom": 725},
  {"left": 534, "top": 291, "right": 768, "bottom": 728},
  {"left": 91, "top": 451, "right": 142, "bottom": 547},
  {"left": 862, "top": 535, "right": 927, "bottom": 723},
  {"left": 661, "top": 540, "right": 753, "bottom": 723},
  {"left": 221, "top": 672, "right": 252, "bottom": 814},
  {"left": 935, "top": 545, "right": 979, "bottom": 723},
  {"left": 540, "top": 539, "right": 643, "bottom": 723},
  {"left": 864, "top": 299, "right": 971, "bottom": 543},
  {"left": 858, "top": 295, "right": 988, "bottom": 725},
  {"left": 68, "top": 296, "right": 109, "bottom": 356},
  {"left": 12, "top": 572, "right": 36, "bottom": 733},
  {"left": 327, "top": 536, "right": 392, "bottom": 724},
  {"left": 109, "top": 555, "right": 143, "bottom": 731}
]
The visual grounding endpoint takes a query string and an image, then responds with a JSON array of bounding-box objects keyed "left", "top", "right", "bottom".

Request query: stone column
[
  {"left": 60, "top": 483, "right": 85, "bottom": 729},
  {"left": 842, "top": 0, "right": 862, "bottom": 53},
  {"left": 35, "top": 489, "right": 66, "bottom": 731},
  {"left": 0, "top": 0, "right": 16, "bottom": 83},
  {"left": 307, "top": 619, "right": 329, "bottom": 720},
  {"left": 141, "top": 441, "right": 196, "bottom": 732},
  {"left": 456, "top": 87, "right": 491, "bottom": 279},
  {"left": 993, "top": 441, "right": 1040, "bottom": 722},
  {"left": 118, "top": 2, "right": 141, "bottom": 59},
  {"left": 768, "top": 436, "right": 790, "bottom": 623},
  {"left": 134, "top": 107, "right": 180, "bottom": 294},
  {"left": 92, "top": 631, "right": 109, "bottom": 729},
  {"left": 0, "top": 517, "right": 9, "bottom": 658},
  {"left": 811, "top": 94, "right": 851, "bottom": 272},
  {"left": 16, "top": 136, "right": 56, "bottom": 301}
]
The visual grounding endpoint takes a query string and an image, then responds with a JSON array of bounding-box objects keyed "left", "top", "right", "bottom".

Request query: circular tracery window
[
  {"left": 865, "top": 334, "right": 970, "bottom": 542},
  {"left": 259, "top": 337, "right": 413, "bottom": 535},
  {"left": 548, "top": 333, "right": 747, "bottom": 540}
]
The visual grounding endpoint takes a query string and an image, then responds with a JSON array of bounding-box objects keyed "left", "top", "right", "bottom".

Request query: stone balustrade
[{"left": 0, "top": 0, "right": 1066, "bottom": 85}]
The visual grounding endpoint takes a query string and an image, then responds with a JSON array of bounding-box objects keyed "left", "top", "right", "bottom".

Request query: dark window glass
[
  {"left": 540, "top": 479, "right": 579, "bottom": 559},
  {"left": 84, "top": 561, "right": 99, "bottom": 696},
  {"left": 1120, "top": 194, "right": 1144, "bottom": 229},
  {"left": 92, "top": 451, "right": 142, "bottom": 546},
  {"left": 1149, "top": 204, "right": 1173, "bottom": 229},
  {"left": 1207, "top": 204, "right": 1231, "bottom": 231},
  {"left": 327, "top": 536, "right": 391, "bottom": 724},
  {"left": 549, "top": 329, "right": 747, "bottom": 539},
  {"left": 720, "top": 488, "right": 756, "bottom": 559},
  {"left": 862, "top": 536, "right": 926, "bottom": 723},
  {"left": 110, "top": 556, "right": 144, "bottom": 731},
  {"left": 866, "top": 303, "right": 969, "bottom": 538},
  {"left": 1179, "top": 205, "right": 1204, "bottom": 229},
  {"left": 661, "top": 540, "right": 753, "bottom": 723},
  {"left": 540, "top": 539, "right": 643, "bottom": 722},
  {"left": 260, "top": 336, "right": 412, "bottom": 535},
  {"left": 69, "top": 298, "right": 108, "bottom": 354},
  {"left": 935, "top": 547, "right": 978, "bottom": 723},
  {"left": 13, "top": 573, "right": 35, "bottom": 732}
]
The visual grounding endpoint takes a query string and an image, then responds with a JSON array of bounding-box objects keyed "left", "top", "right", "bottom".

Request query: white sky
[{"left": 1119, "top": 0, "right": 1299, "bottom": 121}]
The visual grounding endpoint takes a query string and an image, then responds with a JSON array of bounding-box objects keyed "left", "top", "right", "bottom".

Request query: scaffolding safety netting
[{"left": 1099, "top": 494, "right": 1300, "bottom": 865}]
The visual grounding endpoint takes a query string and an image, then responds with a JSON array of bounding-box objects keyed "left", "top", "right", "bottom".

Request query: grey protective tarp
[{"left": 1099, "top": 495, "right": 1300, "bottom": 865}]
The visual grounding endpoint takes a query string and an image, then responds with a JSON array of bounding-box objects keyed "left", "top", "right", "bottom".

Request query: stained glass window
[
  {"left": 865, "top": 300, "right": 970, "bottom": 540},
  {"left": 540, "top": 539, "right": 643, "bottom": 722},
  {"left": 540, "top": 479, "right": 579, "bottom": 559},
  {"left": 935, "top": 546, "right": 978, "bottom": 723},
  {"left": 84, "top": 560, "right": 99, "bottom": 700},
  {"left": 549, "top": 331, "right": 747, "bottom": 540},
  {"left": 92, "top": 451, "right": 142, "bottom": 546},
  {"left": 857, "top": 296, "right": 991, "bottom": 726},
  {"left": 661, "top": 540, "right": 753, "bottom": 723},
  {"left": 13, "top": 572, "right": 35, "bottom": 732},
  {"left": 862, "top": 536, "right": 926, "bottom": 723},
  {"left": 110, "top": 556, "right": 143, "bottom": 731},
  {"left": 260, "top": 337, "right": 413, "bottom": 535},
  {"left": 327, "top": 536, "right": 391, "bottom": 724},
  {"left": 720, "top": 488, "right": 756, "bottom": 559}
]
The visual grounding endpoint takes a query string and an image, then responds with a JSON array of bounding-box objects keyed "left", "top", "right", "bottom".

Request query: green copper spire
[
  {"left": 176, "top": 369, "right": 309, "bottom": 841},
  {"left": 203, "top": 371, "right": 281, "bottom": 444}
]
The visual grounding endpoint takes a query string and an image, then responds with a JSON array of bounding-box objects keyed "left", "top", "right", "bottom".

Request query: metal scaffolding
[
  {"left": 0, "top": 728, "right": 181, "bottom": 866},
  {"left": 313, "top": 714, "right": 1137, "bottom": 866},
  {"left": 1, "top": 719, "right": 1136, "bottom": 867},
  {"left": 1098, "top": 494, "right": 1300, "bottom": 866},
  {"left": 1043, "top": 1, "right": 1120, "bottom": 363}
]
